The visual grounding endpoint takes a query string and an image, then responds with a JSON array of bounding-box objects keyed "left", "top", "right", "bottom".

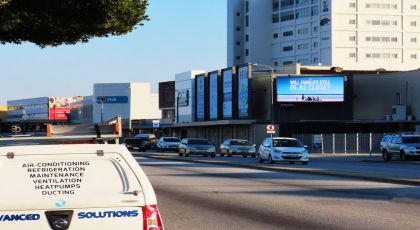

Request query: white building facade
[
  {"left": 228, "top": 0, "right": 420, "bottom": 71},
  {"left": 93, "top": 83, "right": 160, "bottom": 124},
  {"left": 174, "top": 70, "right": 206, "bottom": 123}
]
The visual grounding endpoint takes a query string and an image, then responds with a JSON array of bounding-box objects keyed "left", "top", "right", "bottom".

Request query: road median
[{"left": 134, "top": 153, "right": 420, "bottom": 186}]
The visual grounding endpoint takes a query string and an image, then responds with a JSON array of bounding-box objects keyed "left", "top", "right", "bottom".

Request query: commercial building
[
  {"left": 93, "top": 83, "right": 160, "bottom": 135},
  {"left": 228, "top": 0, "right": 420, "bottom": 71},
  {"left": 159, "top": 81, "right": 176, "bottom": 125}
]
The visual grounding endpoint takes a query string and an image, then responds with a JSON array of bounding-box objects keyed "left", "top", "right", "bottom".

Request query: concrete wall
[{"left": 353, "top": 70, "right": 420, "bottom": 120}]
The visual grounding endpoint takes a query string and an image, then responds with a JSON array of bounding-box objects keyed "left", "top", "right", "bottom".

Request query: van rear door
[{"left": 0, "top": 145, "right": 146, "bottom": 229}]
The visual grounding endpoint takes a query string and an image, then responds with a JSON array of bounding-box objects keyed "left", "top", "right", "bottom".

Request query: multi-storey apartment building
[{"left": 228, "top": 0, "right": 420, "bottom": 71}]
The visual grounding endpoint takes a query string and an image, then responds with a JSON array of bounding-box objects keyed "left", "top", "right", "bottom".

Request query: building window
[
  {"left": 274, "top": 61, "right": 278, "bottom": 66},
  {"left": 297, "top": 28, "right": 309, "bottom": 35},
  {"left": 411, "top": 21, "right": 417, "bottom": 27},
  {"left": 236, "top": 56, "right": 241, "bottom": 60},
  {"left": 281, "top": 0, "right": 294, "bottom": 10},
  {"left": 313, "top": 26, "right": 318, "bottom": 32},
  {"left": 349, "top": 3, "right": 356, "bottom": 8},
  {"left": 411, "top": 37, "right": 417, "bottom": 43},
  {"left": 349, "top": 36, "right": 356, "bottom": 41},
  {"left": 282, "top": 46, "right": 293, "bottom": 52},
  {"left": 245, "top": 1, "right": 249, "bottom": 13},
  {"left": 236, "top": 41, "right": 241, "bottom": 45},
  {"left": 283, "top": 61, "right": 294, "bottom": 65},
  {"left": 313, "top": 57, "right": 319, "bottom": 63},
  {"left": 283, "top": 31, "right": 293, "bottom": 37},
  {"left": 272, "top": 14, "right": 280, "bottom": 23},
  {"left": 349, "top": 19, "right": 356, "bottom": 24},
  {"left": 297, "top": 43, "right": 309, "bottom": 50},
  {"left": 349, "top": 53, "right": 356, "bottom": 58},
  {"left": 245, "top": 34, "right": 249, "bottom": 42},
  {"left": 366, "top": 3, "right": 371, "bottom": 8},
  {"left": 273, "top": 33, "right": 279, "bottom": 39},
  {"left": 236, "top": 27, "right": 241, "bottom": 31},
  {"left": 245, "top": 49, "right": 249, "bottom": 56},
  {"left": 313, "top": 42, "right": 318, "bottom": 48},
  {"left": 411, "top": 5, "right": 417, "bottom": 10},
  {"left": 245, "top": 16, "right": 249, "bottom": 27},
  {"left": 236, "top": 12, "right": 241, "bottom": 16},
  {"left": 296, "top": 8, "right": 311, "bottom": 19},
  {"left": 273, "top": 0, "right": 280, "bottom": 11},
  {"left": 280, "top": 11, "right": 294, "bottom": 22},
  {"left": 411, "top": 54, "right": 417, "bottom": 59},
  {"left": 311, "top": 6, "right": 319, "bottom": 16}
]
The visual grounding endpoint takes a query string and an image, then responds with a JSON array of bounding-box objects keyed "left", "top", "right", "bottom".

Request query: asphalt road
[
  {"left": 135, "top": 151, "right": 420, "bottom": 183},
  {"left": 137, "top": 156, "right": 420, "bottom": 230}
]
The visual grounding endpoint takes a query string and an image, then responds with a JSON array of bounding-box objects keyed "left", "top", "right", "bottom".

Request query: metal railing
[{"left": 292, "top": 133, "right": 390, "bottom": 155}]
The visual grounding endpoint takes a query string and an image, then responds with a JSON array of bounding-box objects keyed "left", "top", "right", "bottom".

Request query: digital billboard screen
[
  {"left": 49, "top": 97, "right": 79, "bottom": 120},
  {"left": 276, "top": 76, "right": 344, "bottom": 102},
  {"left": 209, "top": 72, "right": 218, "bottom": 120},
  {"left": 222, "top": 69, "right": 233, "bottom": 119},
  {"left": 238, "top": 66, "right": 249, "bottom": 118},
  {"left": 196, "top": 75, "right": 205, "bottom": 120}
]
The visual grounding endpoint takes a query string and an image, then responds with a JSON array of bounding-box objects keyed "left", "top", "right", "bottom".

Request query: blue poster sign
[
  {"left": 196, "top": 76, "right": 205, "bottom": 120},
  {"left": 209, "top": 73, "right": 218, "bottom": 120},
  {"left": 276, "top": 76, "right": 344, "bottom": 102},
  {"left": 96, "top": 96, "right": 128, "bottom": 104},
  {"left": 223, "top": 70, "right": 233, "bottom": 119},
  {"left": 238, "top": 66, "right": 249, "bottom": 118}
]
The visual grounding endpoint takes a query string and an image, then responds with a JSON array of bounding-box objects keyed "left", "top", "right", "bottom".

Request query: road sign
[{"left": 266, "top": 124, "right": 275, "bottom": 134}]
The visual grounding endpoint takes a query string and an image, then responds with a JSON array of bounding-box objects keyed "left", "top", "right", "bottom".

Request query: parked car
[
  {"left": 157, "top": 137, "right": 181, "bottom": 152},
  {"left": 383, "top": 135, "right": 420, "bottom": 161},
  {"left": 178, "top": 138, "right": 216, "bottom": 157},
  {"left": 135, "top": 133, "right": 158, "bottom": 150},
  {"left": 380, "top": 135, "right": 393, "bottom": 160},
  {"left": 258, "top": 137, "right": 309, "bottom": 164},
  {"left": 124, "top": 138, "right": 147, "bottom": 152},
  {"left": 219, "top": 139, "right": 256, "bottom": 157}
]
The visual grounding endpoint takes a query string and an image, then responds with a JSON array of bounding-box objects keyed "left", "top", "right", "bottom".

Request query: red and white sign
[{"left": 266, "top": 124, "right": 276, "bottom": 134}]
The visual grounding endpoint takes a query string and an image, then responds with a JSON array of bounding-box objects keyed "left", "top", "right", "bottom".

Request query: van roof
[{"left": 0, "top": 144, "right": 127, "bottom": 155}]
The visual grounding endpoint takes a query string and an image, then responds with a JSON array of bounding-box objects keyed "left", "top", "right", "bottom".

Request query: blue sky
[{"left": 0, "top": 0, "right": 226, "bottom": 105}]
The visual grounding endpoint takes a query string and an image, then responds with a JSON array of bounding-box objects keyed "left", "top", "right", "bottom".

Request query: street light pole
[{"left": 251, "top": 63, "right": 275, "bottom": 124}]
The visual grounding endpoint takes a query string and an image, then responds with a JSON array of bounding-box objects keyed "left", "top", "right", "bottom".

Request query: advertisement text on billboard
[
  {"left": 276, "top": 76, "right": 344, "bottom": 102},
  {"left": 196, "top": 76, "right": 205, "bottom": 120},
  {"left": 238, "top": 66, "right": 249, "bottom": 118}
]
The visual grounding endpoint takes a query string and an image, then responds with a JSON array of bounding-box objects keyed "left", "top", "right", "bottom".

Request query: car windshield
[
  {"left": 273, "top": 139, "right": 302, "bottom": 147},
  {"left": 189, "top": 139, "right": 210, "bottom": 145},
  {"left": 164, "top": 138, "right": 180, "bottom": 142},
  {"left": 402, "top": 137, "right": 420, "bottom": 143},
  {"left": 230, "top": 140, "right": 249, "bottom": 145}
]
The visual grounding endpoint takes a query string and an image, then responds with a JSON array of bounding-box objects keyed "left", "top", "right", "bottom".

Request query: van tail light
[{"left": 143, "top": 205, "right": 164, "bottom": 230}]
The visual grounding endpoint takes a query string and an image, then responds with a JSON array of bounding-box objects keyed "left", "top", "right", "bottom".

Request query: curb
[{"left": 134, "top": 153, "right": 420, "bottom": 186}]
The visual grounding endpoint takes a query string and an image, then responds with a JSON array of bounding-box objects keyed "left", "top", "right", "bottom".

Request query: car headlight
[{"left": 406, "top": 146, "right": 416, "bottom": 152}]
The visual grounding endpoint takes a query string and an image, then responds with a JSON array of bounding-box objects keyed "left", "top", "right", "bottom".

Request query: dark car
[
  {"left": 135, "top": 134, "right": 158, "bottom": 150},
  {"left": 124, "top": 138, "right": 147, "bottom": 152}
]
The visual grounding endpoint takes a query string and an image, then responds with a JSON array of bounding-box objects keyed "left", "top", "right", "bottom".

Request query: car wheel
[
  {"left": 211, "top": 154, "right": 216, "bottom": 158},
  {"left": 242, "top": 155, "right": 247, "bottom": 158},
  {"left": 228, "top": 151, "right": 232, "bottom": 157},
  {"left": 383, "top": 150, "right": 391, "bottom": 161},
  {"left": 251, "top": 154, "right": 256, "bottom": 158},
  {"left": 257, "top": 154, "right": 264, "bottom": 163},
  {"left": 400, "top": 151, "right": 409, "bottom": 161},
  {"left": 268, "top": 155, "right": 274, "bottom": 164},
  {"left": 302, "top": 161, "right": 308, "bottom": 165},
  {"left": 220, "top": 153, "right": 224, "bottom": 157},
  {"left": 178, "top": 152, "right": 183, "bottom": 156}
]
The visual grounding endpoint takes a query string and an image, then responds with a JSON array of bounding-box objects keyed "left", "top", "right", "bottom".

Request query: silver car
[
  {"left": 157, "top": 137, "right": 181, "bottom": 152},
  {"left": 384, "top": 135, "right": 420, "bottom": 161},
  {"left": 219, "top": 139, "right": 257, "bottom": 157},
  {"left": 178, "top": 138, "right": 216, "bottom": 157}
]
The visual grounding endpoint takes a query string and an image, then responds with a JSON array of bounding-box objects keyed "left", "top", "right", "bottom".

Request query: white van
[
  {"left": 0, "top": 144, "right": 164, "bottom": 230},
  {"left": 0, "top": 118, "right": 164, "bottom": 230}
]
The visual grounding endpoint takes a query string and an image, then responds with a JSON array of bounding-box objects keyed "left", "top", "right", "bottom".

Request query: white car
[
  {"left": 258, "top": 137, "right": 309, "bottom": 164},
  {"left": 157, "top": 137, "right": 181, "bottom": 152},
  {"left": 0, "top": 144, "right": 164, "bottom": 229}
]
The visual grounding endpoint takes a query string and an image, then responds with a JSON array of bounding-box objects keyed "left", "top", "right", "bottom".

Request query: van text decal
[
  {"left": 78, "top": 210, "right": 139, "bottom": 219},
  {"left": 0, "top": 214, "right": 40, "bottom": 222},
  {"left": 22, "top": 161, "right": 90, "bottom": 196}
]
